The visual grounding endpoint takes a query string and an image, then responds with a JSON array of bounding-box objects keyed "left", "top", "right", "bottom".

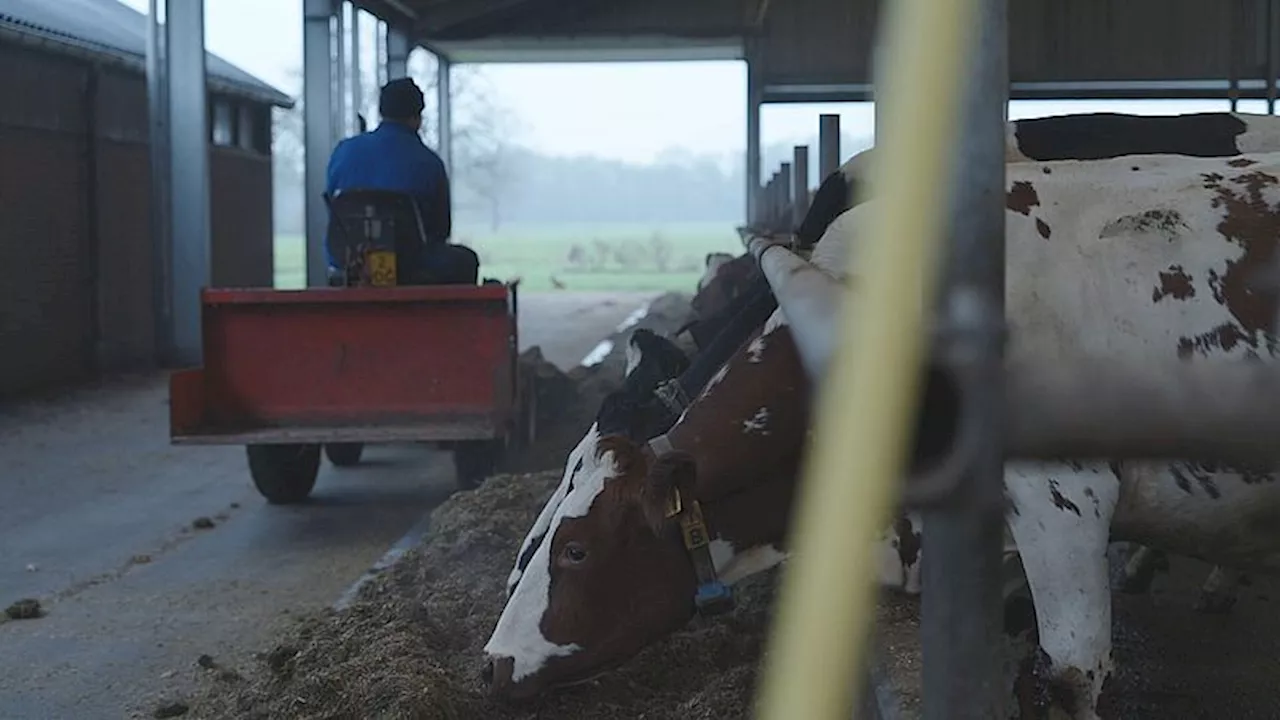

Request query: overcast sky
[{"left": 120, "top": 0, "right": 1254, "bottom": 165}]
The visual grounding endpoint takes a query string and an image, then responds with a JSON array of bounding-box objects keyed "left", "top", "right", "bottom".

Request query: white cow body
[{"left": 803, "top": 150, "right": 1280, "bottom": 718}]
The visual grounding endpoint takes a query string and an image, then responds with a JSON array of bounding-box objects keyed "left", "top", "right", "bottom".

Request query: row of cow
[{"left": 482, "top": 111, "right": 1280, "bottom": 720}]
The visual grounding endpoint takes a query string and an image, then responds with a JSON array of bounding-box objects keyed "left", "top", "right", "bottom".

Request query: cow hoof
[{"left": 1194, "top": 590, "right": 1238, "bottom": 615}]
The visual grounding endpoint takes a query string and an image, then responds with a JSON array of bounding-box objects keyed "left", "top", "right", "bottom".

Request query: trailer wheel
[
  {"left": 324, "top": 442, "right": 365, "bottom": 467},
  {"left": 246, "top": 443, "right": 322, "bottom": 504},
  {"left": 454, "top": 440, "right": 501, "bottom": 491}
]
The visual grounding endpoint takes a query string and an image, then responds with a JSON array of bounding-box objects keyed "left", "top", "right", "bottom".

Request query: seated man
[{"left": 324, "top": 77, "right": 479, "bottom": 285}]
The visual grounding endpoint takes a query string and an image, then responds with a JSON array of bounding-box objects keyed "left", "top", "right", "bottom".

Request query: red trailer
[{"left": 168, "top": 282, "right": 536, "bottom": 503}]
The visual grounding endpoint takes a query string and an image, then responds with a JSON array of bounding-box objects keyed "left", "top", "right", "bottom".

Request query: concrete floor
[{"left": 0, "top": 290, "right": 656, "bottom": 720}]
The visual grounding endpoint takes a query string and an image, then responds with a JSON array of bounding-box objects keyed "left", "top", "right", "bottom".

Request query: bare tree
[{"left": 271, "top": 57, "right": 521, "bottom": 224}]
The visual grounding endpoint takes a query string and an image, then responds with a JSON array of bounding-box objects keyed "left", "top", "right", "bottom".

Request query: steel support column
[
  {"left": 919, "top": 0, "right": 1008, "bottom": 717},
  {"left": 818, "top": 113, "right": 840, "bottom": 180},
  {"left": 746, "top": 54, "right": 762, "bottom": 224},
  {"left": 145, "top": 0, "right": 171, "bottom": 362},
  {"left": 1269, "top": 0, "right": 1278, "bottom": 114},
  {"left": 334, "top": 1, "right": 347, "bottom": 141},
  {"left": 386, "top": 25, "right": 410, "bottom": 80},
  {"left": 304, "top": 0, "right": 336, "bottom": 288},
  {"left": 437, "top": 54, "right": 453, "bottom": 173},
  {"left": 351, "top": 8, "right": 363, "bottom": 126},
  {"left": 164, "top": 0, "right": 210, "bottom": 367},
  {"left": 375, "top": 19, "right": 388, "bottom": 88}
]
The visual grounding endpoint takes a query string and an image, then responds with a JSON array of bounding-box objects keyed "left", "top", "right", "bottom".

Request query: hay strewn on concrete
[{"left": 181, "top": 289, "right": 925, "bottom": 720}]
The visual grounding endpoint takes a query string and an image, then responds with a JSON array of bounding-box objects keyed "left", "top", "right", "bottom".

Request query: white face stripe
[
  {"left": 486, "top": 525, "right": 582, "bottom": 681},
  {"left": 508, "top": 424, "right": 600, "bottom": 593},
  {"left": 624, "top": 338, "right": 642, "bottom": 376},
  {"left": 487, "top": 449, "right": 625, "bottom": 679}
]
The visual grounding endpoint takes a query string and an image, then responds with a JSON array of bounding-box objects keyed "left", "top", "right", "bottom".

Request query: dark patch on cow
[
  {"left": 1132, "top": 166, "right": 1141, "bottom": 172},
  {"left": 1012, "top": 112, "right": 1246, "bottom": 162},
  {"left": 1047, "top": 479, "right": 1081, "bottom": 516},
  {"left": 1172, "top": 465, "right": 1194, "bottom": 494},
  {"left": 1035, "top": 218, "right": 1052, "bottom": 239},
  {"left": 1178, "top": 170, "right": 1280, "bottom": 358},
  {"left": 1180, "top": 459, "right": 1274, "bottom": 485},
  {"left": 1229, "top": 157, "right": 1258, "bottom": 168},
  {"left": 893, "top": 515, "right": 922, "bottom": 572},
  {"left": 796, "top": 169, "right": 854, "bottom": 246},
  {"left": 1007, "top": 181, "right": 1040, "bottom": 215},
  {"left": 1100, "top": 208, "right": 1188, "bottom": 239},
  {"left": 515, "top": 455, "right": 587, "bottom": 575},
  {"left": 1169, "top": 462, "right": 1226, "bottom": 499},
  {"left": 1108, "top": 461, "right": 1124, "bottom": 481},
  {"left": 1152, "top": 264, "right": 1196, "bottom": 302},
  {"left": 1177, "top": 337, "right": 1195, "bottom": 359},
  {"left": 1042, "top": 166, "right": 1052, "bottom": 174},
  {"left": 1065, "top": 460, "right": 1085, "bottom": 472},
  {"left": 1082, "top": 486, "right": 1102, "bottom": 518}
]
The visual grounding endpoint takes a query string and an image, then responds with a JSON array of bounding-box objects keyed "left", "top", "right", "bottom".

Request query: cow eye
[{"left": 562, "top": 543, "right": 588, "bottom": 565}]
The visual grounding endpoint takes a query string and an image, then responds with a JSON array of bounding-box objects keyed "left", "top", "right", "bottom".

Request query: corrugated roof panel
[{"left": 0, "top": 0, "right": 293, "bottom": 107}]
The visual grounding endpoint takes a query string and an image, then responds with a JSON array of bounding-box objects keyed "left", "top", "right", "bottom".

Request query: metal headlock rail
[{"left": 746, "top": 0, "right": 1280, "bottom": 718}]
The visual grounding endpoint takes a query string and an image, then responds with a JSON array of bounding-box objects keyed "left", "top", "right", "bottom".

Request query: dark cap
[{"left": 379, "top": 78, "right": 425, "bottom": 119}]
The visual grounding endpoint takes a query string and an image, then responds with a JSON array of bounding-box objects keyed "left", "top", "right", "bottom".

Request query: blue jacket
[{"left": 324, "top": 122, "right": 451, "bottom": 267}]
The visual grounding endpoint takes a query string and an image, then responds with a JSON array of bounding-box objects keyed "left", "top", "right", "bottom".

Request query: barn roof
[
  {"left": 358, "top": 0, "right": 1278, "bottom": 103},
  {"left": 0, "top": 0, "right": 294, "bottom": 108}
]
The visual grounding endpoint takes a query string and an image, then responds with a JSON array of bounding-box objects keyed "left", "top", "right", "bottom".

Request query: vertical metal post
[
  {"left": 351, "top": 7, "right": 363, "bottom": 127},
  {"left": 792, "top": 145, "right": 809, "bottom": 228},
  {"left": 304, "top": 0, "right": 336, "bottom": 288},
  {"left": 1268, "top": 0, "right": 1278, "bottom": 115},
  {"left": 819, "top": 113, "right": 840, "bottom": 180},
  {"left": 778, "top": 161, "right": 792, "bottom": 228},
  {"left": 145, "top": 0, "right": 171, "bottom": 363},
  {"left": 386, "top": 25, "right": 410, "bottom": 80},
  {"left": 437, "top": 53, "right": 453, "bottom": 172},
  {"left": 375, "top": 19, "right": 388, "bottom": 89},
  {"left": 746, "top": 51, "right": 763, "bottom": 225},
  {"left": 164, "top": 0, "right": 210, "bottom": 367},
  {"left": 333, "top": 1, "right": 347, "bottom": 140},
  {"left": 762, "top": 171, "right": 773, "bottom": 225},
  {"left": 919, "top": 0, "right": 1008, "bottom": 718}
]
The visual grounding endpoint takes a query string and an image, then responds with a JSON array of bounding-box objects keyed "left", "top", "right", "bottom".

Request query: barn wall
[
  {"left": 0, "top": 45, "right": 94, "bottom": 396},
  {"left": 0, "top": 41, "right": 277, "bottom": 398}
]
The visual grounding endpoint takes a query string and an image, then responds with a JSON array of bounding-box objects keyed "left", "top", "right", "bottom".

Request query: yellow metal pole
[{"left": 752, "top": 0, "right": 984, "bottom": 717}]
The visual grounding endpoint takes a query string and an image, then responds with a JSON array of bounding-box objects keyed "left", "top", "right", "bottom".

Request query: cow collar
[{"left": 646, "top": 434, "right": 734, "bottom": 616}]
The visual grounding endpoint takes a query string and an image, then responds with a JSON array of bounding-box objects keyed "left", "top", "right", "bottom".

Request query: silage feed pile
[
  {"left": 187, "top": 469, "right": 785, "bottom": 720},
  {"left": 182, "top": 290, "right": 926, "bottom": 720}
]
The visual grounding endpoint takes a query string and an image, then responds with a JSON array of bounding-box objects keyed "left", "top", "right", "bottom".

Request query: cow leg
[
  {"left": 1116, "top": 544, "right": 1168, "bottom": 594},
  {"left": 1005, "top": 462, "right": 1119, "bottom": 720},
  {"left": 1194, "top": 565, "right": 1245, "bottom": 615}
]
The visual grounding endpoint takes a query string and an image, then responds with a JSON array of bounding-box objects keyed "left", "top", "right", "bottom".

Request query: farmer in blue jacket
[{"left": 325, "top": 77, "right": 478, "bottom": 284}]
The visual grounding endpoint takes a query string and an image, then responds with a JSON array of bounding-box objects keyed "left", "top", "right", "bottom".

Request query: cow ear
[{"left": 640, "top": 451, "right": 699, "bottom": 538}]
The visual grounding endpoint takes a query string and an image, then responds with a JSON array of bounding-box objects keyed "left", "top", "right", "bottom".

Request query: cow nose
[{"left": 483, "top": 655, "right": 516, "bottom": 696}]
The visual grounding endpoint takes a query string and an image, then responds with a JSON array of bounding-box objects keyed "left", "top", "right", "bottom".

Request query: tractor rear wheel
[{"left": 247, "top": 443, "right": 322, "bottom": 504}]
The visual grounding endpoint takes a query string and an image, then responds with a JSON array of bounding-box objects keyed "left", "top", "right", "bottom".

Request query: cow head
[
  {"left": 484, "top": 318, "right": 811, "bottom": 701},
  {"left": 689, "top": 253, "right": 759, "bottom": 326},
  {"left": 505, "top": 328, "right": 689, "bottom": 598}
]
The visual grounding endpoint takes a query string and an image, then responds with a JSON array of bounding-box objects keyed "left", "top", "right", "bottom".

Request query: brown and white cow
[
  {"left": 487, "top": 151, "right": 1280, "bottom": 718},
  {"left": 504, "top": 111, "right": 1280, "bottom": 614}
]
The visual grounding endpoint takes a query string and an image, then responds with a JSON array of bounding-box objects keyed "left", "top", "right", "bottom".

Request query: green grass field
[{"left": 273, "top": 221, "right": 745, "bottom": 292}]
